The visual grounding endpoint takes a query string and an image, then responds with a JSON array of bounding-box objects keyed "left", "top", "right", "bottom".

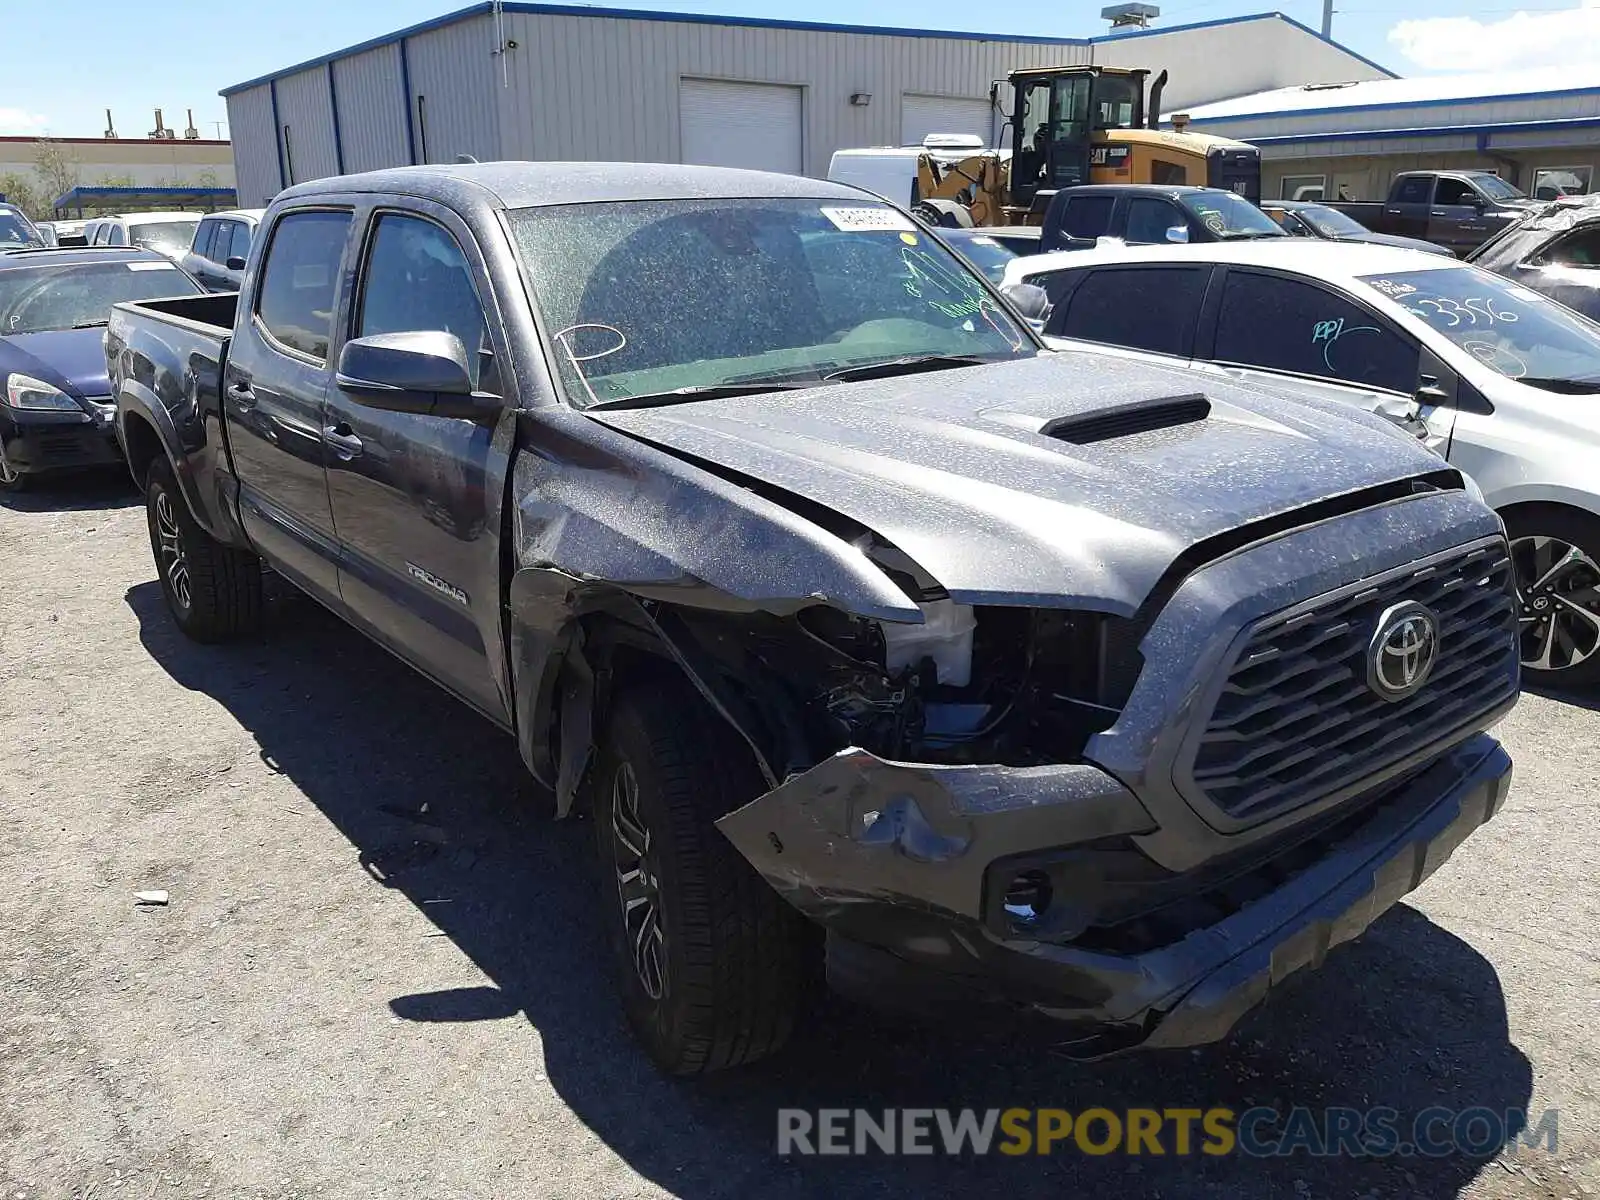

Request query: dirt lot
[{"left": 1, "top": 472, "right": 1597, "bottom": 1200}]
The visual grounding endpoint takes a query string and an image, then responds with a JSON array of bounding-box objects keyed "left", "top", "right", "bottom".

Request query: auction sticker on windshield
[
  {"left": 127, "top": 262, "right": 177, "bottom": 272},
  {"left": 822, "top": 206, "right": 918, "bottom": 233}
]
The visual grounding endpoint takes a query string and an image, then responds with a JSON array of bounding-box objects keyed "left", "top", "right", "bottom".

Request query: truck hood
[
  {"left": 588, "top": 352, "right": 1452, "bottom": 615},
  {"left": 1348, "top": 230, "right": 1455, "bottom": 256},
  {"left": 0, "top": 329, "right": 110, "bottom": 400}
]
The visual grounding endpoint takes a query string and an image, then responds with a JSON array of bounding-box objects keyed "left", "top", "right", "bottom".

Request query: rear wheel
[
  {"left": 1505, "top": 507, "right": 1600, "bottom": 687},
  {"left": 592, "top": 677, "right": 811, "bottom": 1074},
  {"left": 145, "top": 455, "right": 263, "bottom": 643}
]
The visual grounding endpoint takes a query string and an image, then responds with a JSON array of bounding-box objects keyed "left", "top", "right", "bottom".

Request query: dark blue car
[{"left": 0, "top": 247, "right": 202, "bottom": 490}]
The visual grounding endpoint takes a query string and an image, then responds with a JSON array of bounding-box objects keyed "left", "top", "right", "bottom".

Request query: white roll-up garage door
[
  {"left": 901, "top": 95, "right": 994, "bottom": 147},
  {"left": 680, "top": 79, "right": 803, "bottom": 175}
]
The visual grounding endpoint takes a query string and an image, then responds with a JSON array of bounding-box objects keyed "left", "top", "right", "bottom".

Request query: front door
[
  {"left": 1428, "top": 177, "right": 1492, "bottom": 253},
  {"left": 222, "top": 207, "right": 353, "bottom": 602},
  {"left": 322, "top": 205, "right": 512, "bottom": 724}
]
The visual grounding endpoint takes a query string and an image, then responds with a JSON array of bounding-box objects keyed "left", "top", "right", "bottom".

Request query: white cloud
[
  {"left": 0, "top": 107, "right": 50, "bottom": 136},
  {"left": 1389, "top": 0, "right": 1600, "bottom": 71}
]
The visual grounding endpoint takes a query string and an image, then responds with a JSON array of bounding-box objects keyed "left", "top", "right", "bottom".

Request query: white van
[{"left": 827, "top": 134, "right": 1003, "bottom": 208}]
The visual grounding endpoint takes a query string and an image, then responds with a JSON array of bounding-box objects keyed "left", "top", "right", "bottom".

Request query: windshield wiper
[
  {"left": 584, "top": 380, "right": 816, "bottom": 411},
  {"left": 1516, "top": 376, "right": 1600, "bottom": 394},
  {"left": 823, "top": 353, "right": 993, "bottom": 383}
]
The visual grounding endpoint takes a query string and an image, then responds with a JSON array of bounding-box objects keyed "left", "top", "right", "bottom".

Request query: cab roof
[{"left": 276, "top": 161, "right": 867, "bottom": 211}]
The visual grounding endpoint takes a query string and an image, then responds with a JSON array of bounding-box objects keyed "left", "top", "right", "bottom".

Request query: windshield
[
  {"left": 1475, "top": 174, "right": 1525, "bottom": 202},
  {"left": 1295, "top": 204, "right": 1369, "bottom": 238},
  {"left": 508, "top": 197, "right": 1034, "bottom": 407},
  {"left": 1092, "top": 74, "right": 1142, "bottom": 131},
  {"left": 0, "top": 211, "right": 42, "bottom": 249},
  {"left": 943, "top": 232, "right": 1020, "bottom": 283},
  {"left": 1179, "top": 192, "right": 1285, "bottom": 240},
  {"left": 130, "top": 219, "right": 198, "bottom": 258},
  {"left": 1360, "top": 266, "right": 1600, "bottom": 389},
  {"left": 0, "top": 260, "right": 202, "bottom": 333}
]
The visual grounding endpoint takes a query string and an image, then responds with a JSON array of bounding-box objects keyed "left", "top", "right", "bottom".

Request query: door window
[
  {"left": 1543, "top": 226, "right": 1600, "bottom": 267},
  {"left": 254, "top": 209, "right": 353, "bottom": 362},
  {"left": 1125, "top": 198, "right": 1184, "bottom": 244},
  {"left": 228, "top": 221, "right": 254, "bottom": 264},
  {"left": 355, "top": 213, "right": 489, "bottom": 389},
  {"left": 106, "top": 225, "right": 127, "bottom": 246},
  {"left": 1051, "top": 266, "right": 1208, "bottom": 357},
  {"left": 1392, "top": 176, "right": 1432, "bottom": 205},
  {"left": 193, "top": 221, "right": 218, "bottom": 260},
  {"left": 1214, "top": 271, "right": 1418, "bottom": 392},
  {"left": 1434, "top": 178, "right": 1477, "bottom": 206},
  {"left": 1060, "top": 195, "right": 1114, "bottom": 240}
]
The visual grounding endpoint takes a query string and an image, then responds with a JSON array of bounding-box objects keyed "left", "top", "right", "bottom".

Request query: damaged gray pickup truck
[{"left": 107, "top": 162, "right": 1519, "bottom": 1075}]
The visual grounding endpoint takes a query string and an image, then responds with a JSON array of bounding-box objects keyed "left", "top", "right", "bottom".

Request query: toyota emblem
[{"left": 1367, "top": 601, "right": 1440, "bottom": 701}]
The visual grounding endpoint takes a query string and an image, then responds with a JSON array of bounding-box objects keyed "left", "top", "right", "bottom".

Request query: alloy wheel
[
  {"left": 0, "top": 443, "right": 18, "bottom": 486},
  {"left": 1510, "top": 534, "right": 1600, "bottom": 673},
  {"left": 610, "top": 761, "right": 666, "bottom": 1000},
  {"left": 154, "top": 490, "right": 192, "bottom": 611}
]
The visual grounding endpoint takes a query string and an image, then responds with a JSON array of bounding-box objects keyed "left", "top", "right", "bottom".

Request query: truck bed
[{"left": 118, "top": 291, "right": 239, "bottom": 335}]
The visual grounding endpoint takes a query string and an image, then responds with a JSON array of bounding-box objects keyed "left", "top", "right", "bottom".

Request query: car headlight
[{"left": 5, "top": 373, "right": 81, "bottom": 411}]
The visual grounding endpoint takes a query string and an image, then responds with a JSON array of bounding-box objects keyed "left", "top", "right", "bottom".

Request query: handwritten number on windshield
[{"left": 1405, "top": 296, "right": 1520, "bottom": 327}]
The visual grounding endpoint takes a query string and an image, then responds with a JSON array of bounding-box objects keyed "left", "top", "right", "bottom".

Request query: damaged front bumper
[{"left": 716, "top": 733, "right": 1512, "bottom": 1056}]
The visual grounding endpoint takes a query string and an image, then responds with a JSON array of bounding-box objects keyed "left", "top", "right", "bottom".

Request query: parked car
[
  {"left": 0, "top": 203, "right": 44, "bottom": 250},
  {"left": 0, "top": 247, "right": 203, "bottom": 490},
  {"left": 1261, "top": 199, "right": 1451, "bottom": 256},
  {"left": 40, "top": 219, "right": 89, "bottom": 247},
  {"left": 109, "top": 162, "right": 1516, "bottom": 1074},
  {"left": 1468, "top": 194, "right": 1600, "bottom": 323},
  {"left": 1324, "top": 171, "right": 1535, "bottom": 257},
  {"left": 937, "top": 226, "right": 1040, "bottom": 282},
  {"left": 89, "top": 212, "right": 202, "bottom": 261},
  {"left": 182, "top": 209, "right": 265, "bottom": 291},
  {"left": 1039, "top": 184, "right": 1287, "bottom": 252},
  {"left": 1005, "top": 237, "right": 1600, "bottom": 684}
]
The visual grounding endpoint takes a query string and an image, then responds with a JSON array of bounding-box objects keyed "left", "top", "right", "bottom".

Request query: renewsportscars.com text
[{"left": 776, "top": 1107, "right": 1559, "bottom": 1159}]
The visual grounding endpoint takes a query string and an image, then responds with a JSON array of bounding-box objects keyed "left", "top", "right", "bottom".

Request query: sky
[{"left": 1, "top": 0, "right": 1598, "bottom": 138}]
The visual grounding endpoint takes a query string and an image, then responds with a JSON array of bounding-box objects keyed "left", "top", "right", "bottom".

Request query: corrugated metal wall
[
  {"left": 494, "top": 12, "right": 1089, "bottom": 177},
  {"left": 225, "top": 86, "right": 282, "bottom": 206},
  {"left": 1196, "top": 90, "right": 1600, "bottom": 144},
  {"left": 407, "top": 14, "right": 502, "bottom": 165},
  {"left": 274, "top": 68, "right": 341, "bottom": 185},
  {"left": 332, "top": 44, "right": 411, "bottom": 172}
]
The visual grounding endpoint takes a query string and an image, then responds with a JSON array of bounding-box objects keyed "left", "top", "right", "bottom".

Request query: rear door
[
  {"left": 1043, "top": 191, "right": 1115, "bottom": 251},
  {"left": 1194, "top": 266, "right": 1455, "bottom": 454},
  {"left": 1384, "top": 175, "right": 1433, "bottom": 240},
  {"left": 322, "top": 203, "right": 512, "bottom": 723},
  {"left": 1042, "top": 264, "right": 1211, "bottom": 363},
  {"left": 222, "top": 206, "right": 353, "bottom": 602}
]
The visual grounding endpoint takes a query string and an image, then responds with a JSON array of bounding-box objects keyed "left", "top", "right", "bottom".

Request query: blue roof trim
[
  {"left": 1095, "top": 9, "right": 1394, "bottom": 77},
  {"left": 221, "top": 5, "right": 1384, "bottom": 96},
  {"left": 1249, "top": 115, "right": 1600, "bottom": 146},
  {"left": 1190, "top": 83, "right": 1600, "bottom": 126}
]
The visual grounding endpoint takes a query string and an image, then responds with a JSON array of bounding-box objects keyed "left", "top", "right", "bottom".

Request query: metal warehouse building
[
  {"left": 221, "top": 3, "right": 1389, "bottom": 205},
  {"left": 1183, "top": 67, "right": 1600, "bottom": 203}
]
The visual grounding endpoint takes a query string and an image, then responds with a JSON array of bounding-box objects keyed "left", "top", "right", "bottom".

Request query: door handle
[
  {"left": 228, "top": 380, "right": 257, "bottom": 411},
  {"left": 322, "top": 423, "right": 363, "bottom": 460},
  {"left": 1430, "top": 210, "right": 1449, "bottom": 217}
]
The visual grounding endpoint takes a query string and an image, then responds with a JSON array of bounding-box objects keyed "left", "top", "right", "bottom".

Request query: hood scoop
[{"left": 1040, "top": 394, "right": 1211, "bottom": 446}]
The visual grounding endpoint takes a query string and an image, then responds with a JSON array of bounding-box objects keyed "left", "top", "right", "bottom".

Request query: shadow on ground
[
  {"left": 128, "top": 581, "right": 1534, "bottom": 1200},
  {"left": 1, "top": 467, "right": 138, "bottom": 514}
]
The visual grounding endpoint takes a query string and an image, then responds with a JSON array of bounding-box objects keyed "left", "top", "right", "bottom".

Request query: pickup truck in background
[
  {"left": 107, "top": 162, "right": 1517, "bottom": 1075},
  {"left": 1325, "top": 171, "right": 1536, "bottom": 256},
  {"left": 1039, "top": 184, "right": 1288, "bottom": 252}
]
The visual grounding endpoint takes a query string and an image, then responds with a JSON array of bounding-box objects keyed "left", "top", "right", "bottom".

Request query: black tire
[
  {"left": 1504, "top": 505, "right": 1600, "bottom": 687},
  {"left": 592, "top": 677, "right": 811, "bottom": 1074},
  {"left": 145, "top": 455, "right": 263, "bottom": 643},
  {"left": 911, "top": 199, "right": 973, "bottom": 229},
  {"left": 0, "top": 438, "right": 26, "bottom": 493}
]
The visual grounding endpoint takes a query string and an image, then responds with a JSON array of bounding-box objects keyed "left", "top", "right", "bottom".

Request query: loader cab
[{"left": 1007, "top": 66, "right": 1148, "bottom": 211}]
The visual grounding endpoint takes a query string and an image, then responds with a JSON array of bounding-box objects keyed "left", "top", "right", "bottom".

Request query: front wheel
[
  {"left": 0, "top": 438, "right": 27, "bottom": 493},
  {"left": 592, "top": 677, "right": 812, "bottom": 1074},
  {"left": 145, "top": 456, "right": 263, "bottom": 643},
  {"left": 1505, "top": 507, "right": 1600, "bottom": 687}
]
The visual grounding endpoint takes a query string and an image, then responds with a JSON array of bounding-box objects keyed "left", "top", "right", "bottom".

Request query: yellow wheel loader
[{"left": 911, "top": 66, "right": 1262, "bottom": 228}]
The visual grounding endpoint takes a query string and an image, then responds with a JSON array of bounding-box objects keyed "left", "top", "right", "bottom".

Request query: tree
[
  {"left": 32, "top": 138, "right": 80, "bottom": 208},
  {"left": 196, "top": 170, "right": 221, "bottom": 189},
  {"left": 95, "top": 173, "right": 135, "bottom": 188},
  {"left": 0, "top": 173, "right": 41, "bottom": 218}
]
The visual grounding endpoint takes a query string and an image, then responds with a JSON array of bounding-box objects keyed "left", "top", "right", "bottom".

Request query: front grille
[{"left": 1188, "top": 539, "right": 1518, "bottom": 824}]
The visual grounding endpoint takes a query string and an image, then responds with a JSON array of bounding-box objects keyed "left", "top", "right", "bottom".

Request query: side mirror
[
  {"left": 1467, "top": 194, "right": 1487, "bottom": 211},
  {"left": 1165, "top": 224, "right": 1191, "bottom": 244},
  {"left": 225, "top": 256, "right": 246, "bottom": 271},
  {"left": 1415, "top": 374, "right": 1452, "bottom": 406},
  {"left": 1001, "top": 282, "right": 1049, "bottom": 322},
  {"left": 335, "top": 331, "right": 499, "bottom": 420}
]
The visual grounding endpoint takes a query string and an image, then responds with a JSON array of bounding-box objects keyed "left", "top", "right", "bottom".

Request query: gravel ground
[{"left": 1, "top": 471, "right": 1597, "bottom": 1200}]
